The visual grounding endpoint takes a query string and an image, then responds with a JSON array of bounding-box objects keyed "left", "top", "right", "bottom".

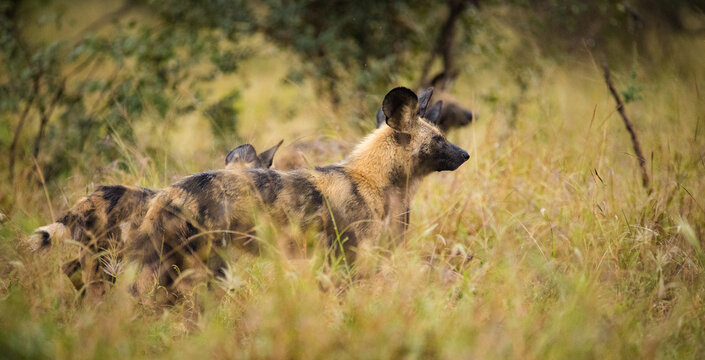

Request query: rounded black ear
[
  {"left": 226, "top": 144, "right": 258, "bottom": 165},
  {"left": 257, "top": 139, "right": 283, "bottom": 168},
  {"left": 382, "top": 87, "right": 418, "bottom": 132},
  {"left": 376, "top": 108, "right": 386, "bottom": 128},
  {"left": 417, "top": 87, "right": 434, "bottom": 117},
  {"left": 424, "top": 101, "right": 443, "bottom": 125}
]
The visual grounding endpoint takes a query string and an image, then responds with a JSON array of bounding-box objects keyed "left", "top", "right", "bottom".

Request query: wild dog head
[
  {"left": 427, "top": 72, "right": 475, "bottom": 132},
  {"left": 225, "top": 140, "right": 283, "bottom": 170},
  {"left": 379, "top": 87, "right": 469, "bottom": 177}
]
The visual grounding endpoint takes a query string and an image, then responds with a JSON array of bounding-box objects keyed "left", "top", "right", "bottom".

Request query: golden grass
[{"left": 1, "top": 23, "right": 705, "bottom": 360}]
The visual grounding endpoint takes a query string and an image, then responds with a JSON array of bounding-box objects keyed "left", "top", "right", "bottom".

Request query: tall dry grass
[{"left": 1, "top": 23, "right": 704, "bottom": 360}]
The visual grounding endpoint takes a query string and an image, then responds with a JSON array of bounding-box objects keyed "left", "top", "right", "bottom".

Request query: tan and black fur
[
  {"left": 374, "top": 73, "right": 476, "bottom": 236},
  {"left": 131, "top": 87, "right": 469, "bottom": 298},
  {"left": 28, "top": 141, "right": 282, "bottom": 300}
]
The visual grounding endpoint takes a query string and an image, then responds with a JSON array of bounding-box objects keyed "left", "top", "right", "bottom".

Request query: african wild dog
[
  {"left": 28, "top": 141, "right": 282, "bottom": 300},
  {"left": 373, "top": 73, "right": 475, "bottom": 235},
  {"left": 131, "top": 86, "right": 469, "bottom": 299}
]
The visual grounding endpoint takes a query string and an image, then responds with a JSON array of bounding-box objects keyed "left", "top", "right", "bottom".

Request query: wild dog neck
[{"left": 343, "top": 126, "right": 419, "bottom": 196}]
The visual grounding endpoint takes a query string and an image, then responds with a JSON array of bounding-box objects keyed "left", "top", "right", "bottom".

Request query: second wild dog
[
  {"left": 377, "top": 72, "right": 476, "bottom": 133},
  {"left": 29, "top": 141, "right": 282, "bottom": 301}
]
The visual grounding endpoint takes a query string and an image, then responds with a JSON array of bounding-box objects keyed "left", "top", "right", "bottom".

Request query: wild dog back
[{"left": 28, "top": 141, "right": 282, "bottom": 301}]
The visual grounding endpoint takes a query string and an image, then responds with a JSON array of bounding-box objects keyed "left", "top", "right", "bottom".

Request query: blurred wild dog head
[
  {"left": 376, "top": 72, "right": 475, "bottom": 133},
  {"left": 427, "top": 72, "right": 475, "bottom": 132}
]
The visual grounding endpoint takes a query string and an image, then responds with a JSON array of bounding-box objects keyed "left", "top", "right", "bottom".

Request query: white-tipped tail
[{"left": 27, "top": 223, "right": 70, "bottom": 252}]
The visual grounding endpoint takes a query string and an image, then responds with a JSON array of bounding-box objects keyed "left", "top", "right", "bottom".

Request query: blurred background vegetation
[
  {"left": 1, "top": 0, "right": 705, "bottom": 358},
  {"left": 3, "top": 0, "right": 703, "bottom": 197}
]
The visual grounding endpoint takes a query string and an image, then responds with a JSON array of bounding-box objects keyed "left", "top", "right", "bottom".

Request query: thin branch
[
  {"left": 33, "top": 80, "right": 66, "bottom": 158},
  {"left": 95, "top": 65, "right": 124, "bottom": 111},
  {"left": 602, "top": 62, "right": 651, "bottom": 192},
  {"left": 65, "top": 52, "right": 101, "bottom": 79},
  {"left": 418, "top": 0, "right": 474, "bottom": 88},
  {"left": 8, "top": 73, "right": 41, "bottom": 181},
  {"left": 5, "top": 0, "right": 40, "bottom": 181}
]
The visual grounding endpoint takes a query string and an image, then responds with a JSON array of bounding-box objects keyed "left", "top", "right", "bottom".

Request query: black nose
[
  {"left": 461, "top": 150, "right": 470, "bottom": 160},
  {"left": 464, "top": 110, "right": 474, "bottom": 124}
]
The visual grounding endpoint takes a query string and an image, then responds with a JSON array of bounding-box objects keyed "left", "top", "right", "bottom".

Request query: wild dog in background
[
  {"left": 424, "top": 71, "right": 476, "bottom": 133},
  {"left": 377, "top": 72, "right": 476, "bottom": 133},
  {"left": 28, "top": 141, "right": 282, "bottom": 300},
  {"left": 131, "top": 86, "right": 469, "bottom": 300}
]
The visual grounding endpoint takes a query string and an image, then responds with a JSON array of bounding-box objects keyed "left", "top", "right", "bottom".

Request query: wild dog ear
[
  {"left": 424, "top": 101, "right": 443, "bottom": 125},
  {"left": 376, "top": 108, "right": 386, "bottom": 128},
  {"left": 383, "top": 87, "right": 418, "bottom": 132},
  {"left": 226, "top": 144, "right": 259, "bottom": 166},
  {"left": 417, "top": 87, "right": 434, "bottom": 117},
  {"left": 258, "top": 139, "right": 283, "bottom": 168}
]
